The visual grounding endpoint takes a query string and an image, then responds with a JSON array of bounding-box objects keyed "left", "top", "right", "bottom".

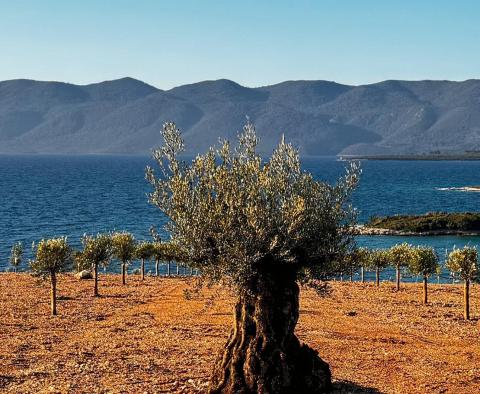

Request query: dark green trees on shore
[{"left": 30, "top": 237, "right": 72, "bottom": 315}]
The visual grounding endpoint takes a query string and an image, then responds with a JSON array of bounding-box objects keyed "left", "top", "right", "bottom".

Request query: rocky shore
[{"left": 355, "top": 224, "right": 480, "bottom": 236}]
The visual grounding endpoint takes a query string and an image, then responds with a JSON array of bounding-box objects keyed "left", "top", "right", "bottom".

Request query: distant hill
[{"left": 1, "top": 77, "right": 480, "bottom": 156}]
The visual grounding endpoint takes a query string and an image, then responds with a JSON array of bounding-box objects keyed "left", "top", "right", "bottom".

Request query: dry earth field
[{"left": 0, "top": 273, "right": 479, "bottom": 394}]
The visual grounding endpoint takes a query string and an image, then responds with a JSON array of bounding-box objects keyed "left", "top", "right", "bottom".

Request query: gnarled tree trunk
[{"left": 209, "top": 266, "right": 332, "bottom": 394}]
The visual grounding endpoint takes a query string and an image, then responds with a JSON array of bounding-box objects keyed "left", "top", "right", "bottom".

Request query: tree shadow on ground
[{"left": 332, "top": 380, "right": 383, "bottom": 393}]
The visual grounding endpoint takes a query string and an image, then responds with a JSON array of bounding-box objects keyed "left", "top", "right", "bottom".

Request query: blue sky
[{"left": 1, "top": 0, "right": 479, "bottom": 89}]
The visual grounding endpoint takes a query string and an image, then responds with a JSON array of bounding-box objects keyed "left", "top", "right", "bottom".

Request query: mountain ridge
[{"left": 1, "top": 77, "right": 479, "bottom": 156}]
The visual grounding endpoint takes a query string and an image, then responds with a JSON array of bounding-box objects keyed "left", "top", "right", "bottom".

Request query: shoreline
[{"left": 355, "top": 224, "right": 480, "bottom": 237}]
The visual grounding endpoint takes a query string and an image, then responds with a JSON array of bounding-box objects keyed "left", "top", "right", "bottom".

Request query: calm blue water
[{"left": 1, "top": 155, "right": 480, "bottom": 281}]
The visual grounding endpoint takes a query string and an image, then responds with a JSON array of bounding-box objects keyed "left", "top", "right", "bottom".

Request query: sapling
[
  {"left": 408, "top": 246, "right": 438, "bottom": 304},
  {"left": 80, "top": 233, "right": 113, "bottom": 296},
  {"left": 446, "top": 246, "right": 478, "bottom": 320},
  {"left": 30, "top": 237, "right": 72, "bottom": 315},
  {"left": 135, "top": 241, "right": 155, "bottom": 280},
  {"left": 111, "top": 232, "right": 136, "bottom": 285},
  {"left": 9, "top": 242, "right": 24, "bottom": 272},
  {"left": 389, "top": 243, "right": 414, "bottom": 291}
]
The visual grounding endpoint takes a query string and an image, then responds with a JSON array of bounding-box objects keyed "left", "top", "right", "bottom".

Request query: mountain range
[{"left": 1, "top": 77, "right": 479, "bottom": 156}]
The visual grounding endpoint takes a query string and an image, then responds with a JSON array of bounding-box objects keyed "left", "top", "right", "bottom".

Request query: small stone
[
  {"left": 345, "top": 310, "right": 357, "bottom": 316},
  {"left": 75, "top": 270, "right": 93, "bottom": 280}
]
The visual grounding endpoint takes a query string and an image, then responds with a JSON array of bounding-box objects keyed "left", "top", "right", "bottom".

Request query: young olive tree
[
  {"left": 136, "top": 241, "right": 155, "bottom": 280},
  {"left": 356, "top": 247, "right": 371, "bottom": 283},
  {"left": 111, "top": 232, "right": 136, "bottom": 285},
  {"left": 30, "top": 237, "right": 72, "bottom": 315},
  {"left": 146, "top": 121, "right": 360, "bottom": 393},
  {"left": 9, "top": 242, "right": 24, "bottom": 272},
  {"left": 80, "top": 233, "right": 113, "bottom": 296},
  {"left": 368, "top": 249, "right": 390, "bottom": 287},
  {"left": 446, "top": 246, "right": 478, "bottom": 320},
  {"left": 389, "top": 243, "right": 414, "bottom": 291},
  {"left": 408, "top": 246, "right": 438, "bottom": 304},
  {"left": 338, "top": 247, "right": 366, "bottom": 282}
]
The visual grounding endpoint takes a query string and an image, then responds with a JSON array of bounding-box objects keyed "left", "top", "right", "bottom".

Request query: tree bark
[
  {"left": 94, "top": 262, "right": 99, "bottom": 297},
  {"left": 50, "top": 272, "right": 57, "bottom": 316},
  {"left": 464, "top": 279, "right": 470, "bottom": 320},
  {"left": 176, "top": 263, "right": 180, "bottom": 276},
  {"left": 167, "top": 261, "right": 171, "bottom": 276},
  {"left": 423, "top": 276, "right": 428, "bottom": 304},
  {"left": 155, "top": 259, "right": 159, "bottom": 276},
  {"left": 141, "top": 258, "right": 145, "bottom": 280},
  {"left": 209, "top": 265, "right": 332, "bottom": 394},
  {"left": 396, "top": 265, "right": 400, "bottom": 291},
  {"left": 360, "top": 266, "right": 364, "bottom": 283},
  {"left": 122, "top": 263, "right": 126, "bottom": 285},
  {"left": 375, "top": 268, "right": 380, "bottom": 287}
]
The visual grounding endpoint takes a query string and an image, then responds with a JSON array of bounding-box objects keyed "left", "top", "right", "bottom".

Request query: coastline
[{"left": 355, "top": 224, "right": 480, "bottom": 237}]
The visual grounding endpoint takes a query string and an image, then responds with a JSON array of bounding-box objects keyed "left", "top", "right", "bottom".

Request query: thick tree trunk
[
  {"left": 464, "top": 279, "right": 470, "bottom": 320},
  {"left": 423, "top": 276, "right": 428, "bottom": 304},
  {"left": 50, "top": 272, "right": 57, "bottom": 316},
  {"left": 94, "top": 262, "right": 99, "bottom": 297},
  {"left": 396, "top": 265, "right": 401, "bottom": 291},
  {"left": 122, "top": 263, "right": 126, "bottom": 285},
  {"left": 360, "top": 266, "right": 364, "bottom": 283},
  {"left": 375, "top": 268, "right": 380, "bottom": 287},
  {"left": 155, "top": 259, "right": 159, "bottom": 276},
  {"left": 141, "top": 258, "right": 145, "bottom": 280},
  {"left": 209, "top": 266, "right": 332, "bottom": 394}
]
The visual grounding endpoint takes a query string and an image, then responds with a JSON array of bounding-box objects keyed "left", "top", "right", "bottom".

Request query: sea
[{"left": 1, "top": 154, "right": 480, "bottom": 282}]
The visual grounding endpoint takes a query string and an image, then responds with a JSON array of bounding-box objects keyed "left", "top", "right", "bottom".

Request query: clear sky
[{"left": 1, "top": 0, "right": 479, "bottom": 89}]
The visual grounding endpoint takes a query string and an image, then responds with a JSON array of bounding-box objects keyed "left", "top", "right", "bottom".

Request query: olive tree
[
  {"left": 9, "top": 242, "right": 24, "bottom": 272},
  {"left": 146, "top": 121, "right": 359, "bottom": 393},
  {"left": 30, "top": 237, "right": 72, "bottom": 315},
  {"left": 80, "top": 233, "right": 113, "bottom": 296},
  {"left": 356, "top": 247, "right": 371, "bottom": 283},
  {"left": 368, "top": 249, "right": 390, "bottom": 287},
  {"left": 111, "top": 232, "right": 136, "bottom": 285},
  {"left": 446, "top": 246, "right": 478, "bottom": 320},
  {"left": 408, "top": 246, "right": 438, "bottom": 304},
  {"left": 389, "top": 243, "right": 414, "bottom": 291},
  {"left": 136, "top": 241, "right": 155, "bottom": 280}
]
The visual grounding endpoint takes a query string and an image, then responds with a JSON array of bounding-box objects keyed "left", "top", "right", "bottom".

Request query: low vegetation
[{"left": 367, "top": 212, "right": 480, "bottom": 232}]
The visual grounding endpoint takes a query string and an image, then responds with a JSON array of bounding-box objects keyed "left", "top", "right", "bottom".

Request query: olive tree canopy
[{"left": 146, "top": 121, "right": 360, "bottom": 292}]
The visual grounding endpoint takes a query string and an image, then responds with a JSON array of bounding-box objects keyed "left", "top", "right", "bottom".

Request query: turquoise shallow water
[{"left": 1, "top": 155, "right": 480, "bottom": 281}]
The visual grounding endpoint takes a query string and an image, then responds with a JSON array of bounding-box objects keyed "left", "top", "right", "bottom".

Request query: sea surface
[{"left": 1, "top": 155, "right": 480, "bottom": 281}]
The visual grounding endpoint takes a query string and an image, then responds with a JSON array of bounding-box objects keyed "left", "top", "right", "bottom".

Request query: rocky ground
[{"left": 0, "top": 273, "right": 479, "bottom": 393}]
